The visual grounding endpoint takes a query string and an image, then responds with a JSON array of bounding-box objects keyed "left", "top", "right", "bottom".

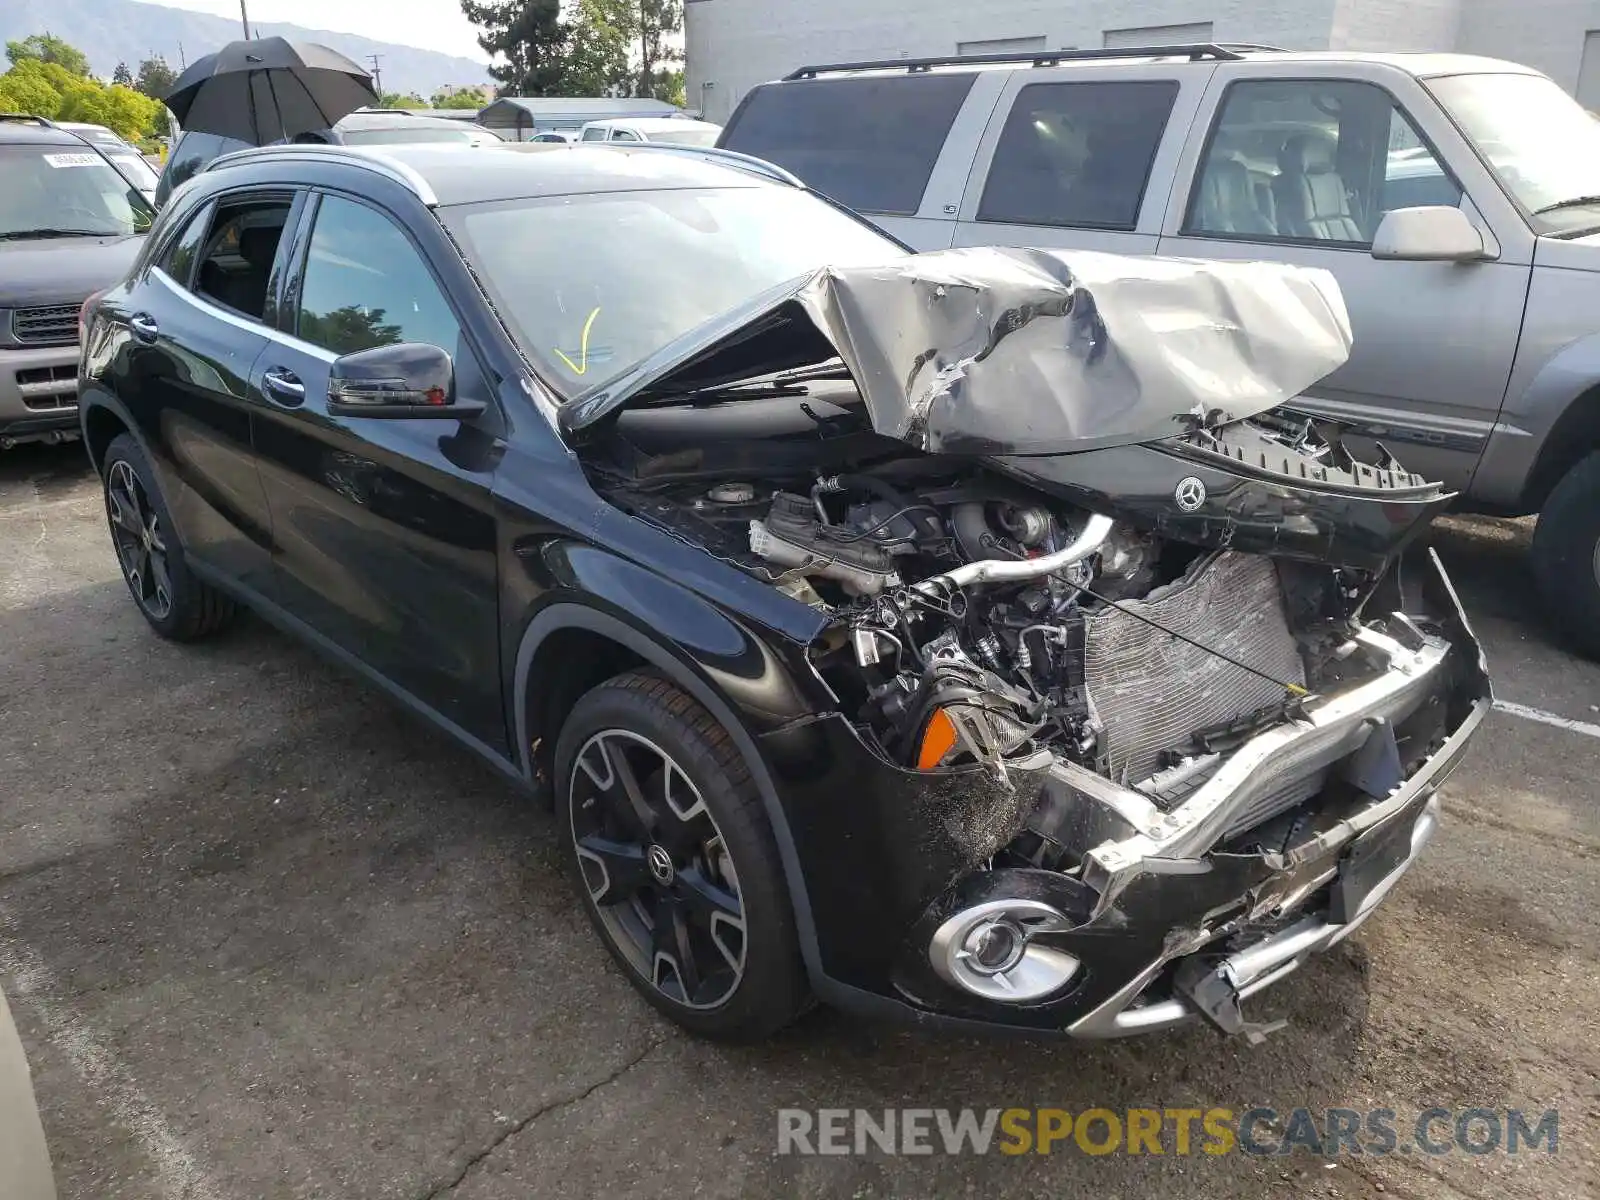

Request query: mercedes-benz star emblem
[
  {"left": 646, "top": 844, "right": 675, "bottom": 886},
  {"left": 1174, "top": 476, "right": 1208, "bottom": 512}
]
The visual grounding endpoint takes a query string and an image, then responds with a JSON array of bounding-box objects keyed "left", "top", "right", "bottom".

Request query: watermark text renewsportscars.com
[{"left": 776, "top": 1107, "right": 1560, "bottom": 1157}]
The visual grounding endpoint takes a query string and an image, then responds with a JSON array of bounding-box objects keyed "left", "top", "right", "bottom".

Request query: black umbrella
[{"left": 165, "top": 37, "right": 377, "bottom": 145}]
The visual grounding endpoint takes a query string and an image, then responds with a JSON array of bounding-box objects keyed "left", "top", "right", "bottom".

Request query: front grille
[
  {"left": 12, "top": 304, "right": 80, "bottom": 347},
  {"left": 1084, "top": 552, "right": 1306, "bottom": 785}
]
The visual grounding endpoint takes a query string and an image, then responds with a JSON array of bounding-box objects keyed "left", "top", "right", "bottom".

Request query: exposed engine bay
[{"left": 585, "top": 385, "right": 1454, "bottom": 863}]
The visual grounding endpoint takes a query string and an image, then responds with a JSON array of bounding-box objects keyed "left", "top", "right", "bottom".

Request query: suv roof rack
[
  {"left": 204, "top": 144, "right": 440, "bottom": 206},
  {"left": 0, "top": 113, "right": 58, "bottom": 126},
  {"left": 784, "top": 43, "right": 1251, "bottom": 80},
  {"left": 608, "top": 141, "right": 803, "bottom": 187}
]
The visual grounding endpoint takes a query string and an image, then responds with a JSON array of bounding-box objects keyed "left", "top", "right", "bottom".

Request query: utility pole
[
  {"left": 238, "top": 0, "right": 250, "bottom": 38},
  {"left": 368, "top": 54, "right": 383, "bottom": 97}
]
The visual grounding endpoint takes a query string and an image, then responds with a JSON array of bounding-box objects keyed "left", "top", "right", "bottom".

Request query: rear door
[
  {"left": 1156, "top": 64, "right": 1533, "bottom": 489},
  {"left": 950, "top": 64, "right": 1207, "bottom": 255},
  {"left": 718, "top": 72, "right": 1003, "bottom": 249},
  {"left": 251, "top": 190, "right": 506, "bottom": 751},
  {"left": 113, "top": 189, "right": 300, "bottom": 590}
]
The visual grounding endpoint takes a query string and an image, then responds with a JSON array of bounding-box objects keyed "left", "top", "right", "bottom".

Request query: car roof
[
  {"left": 0, "top": 118, "right": 85, "bottom": 147},
  {"left": 204, "top": 142, "right": 784, "bottom": 207},
  {"left": 336, "top": 110, "right": 475, "bottom": 132}
]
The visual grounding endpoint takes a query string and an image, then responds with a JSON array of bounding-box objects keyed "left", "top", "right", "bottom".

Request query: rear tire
[
  {"left": 102, "top": 434, "right": 238, "bottom": 641},
  {"left": 554, "top": 671, "right": 809, "bottom": 1040},
  {"left": 1532, "top": 451, "right": 1600, "bottom": 660}
]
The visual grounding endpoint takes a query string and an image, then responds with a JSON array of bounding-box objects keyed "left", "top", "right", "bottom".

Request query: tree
[
  {"left": 431, "top": 89, "right": 485, "bottom": 109},
  {"left": 135, "top": 56, "right": 177, "bottom": 101},
  {"left": 630, "top": 0, "right": 682, "bottom": 101},
  {"left": 5, "top": 34, "right": 90, "bottom": 77},
  {"left": 379, "top": 91, "right": 430, "bottom": 108},
  {"left": 112, "top": 61, "right": 133, "bottom": 88},
  {"left": 0, "top": 55, "right": 165, "bottom": 139},
  {"left": 460, "top": 0, "right": 571, "bottom": 97},
  {"left": 564, "top": 0, "right": 631, "bottom": 97}
]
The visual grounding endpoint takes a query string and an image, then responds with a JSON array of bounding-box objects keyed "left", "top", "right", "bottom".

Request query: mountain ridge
[{"left": 2, "top": 0, "right": 493, "bottom": 99}]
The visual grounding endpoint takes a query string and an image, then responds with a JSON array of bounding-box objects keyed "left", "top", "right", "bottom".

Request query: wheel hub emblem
[
  {"left": 646, "top": 844, "right": 675, "bottom": 885},
  {"left": 1174, "top": 476, "right": 1207, "bottom": 512}
]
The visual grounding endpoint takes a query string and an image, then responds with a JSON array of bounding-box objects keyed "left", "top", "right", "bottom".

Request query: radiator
[{"left": 1083, "top": 552, "right": 1306, "bottom": 787}]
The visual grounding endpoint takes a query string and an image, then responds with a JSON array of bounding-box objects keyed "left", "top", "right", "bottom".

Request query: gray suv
[
  {"left": 720, "top": 45, "right": 1600, "bottom": 656},
  {"left": 0, "top": 117, "right": 152, "bottom": 449}
]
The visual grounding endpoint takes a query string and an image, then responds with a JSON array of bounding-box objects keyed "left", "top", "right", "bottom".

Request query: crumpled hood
[
  {"left": 562, "top": 246, "right": 1353, "bottom": 455},
  {"left": 0, "top": 234, "right": 145, "bottom": 310}
]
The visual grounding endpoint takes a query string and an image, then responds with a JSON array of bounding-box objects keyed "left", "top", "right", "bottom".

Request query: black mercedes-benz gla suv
[{"left": 79, "top": 143, "right": 1488, "bottom": 1040}]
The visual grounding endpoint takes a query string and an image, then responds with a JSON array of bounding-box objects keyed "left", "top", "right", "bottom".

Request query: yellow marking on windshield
[{"left": 554, "top": 306, "right": 602, "bottom": 375}]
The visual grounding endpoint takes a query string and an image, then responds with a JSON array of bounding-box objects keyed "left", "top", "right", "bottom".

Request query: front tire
[
  {"left": 1532, "top": 451, "right": 1600, "bottom": 660},
  {"left": 102, "top": 434, "right": 237, "bottom": 641},
  {"left": 554, "top": 672, "right": 809, "bottom": 1040}
]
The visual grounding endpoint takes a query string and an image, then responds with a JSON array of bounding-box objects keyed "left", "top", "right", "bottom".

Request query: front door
[
  {"left": 1157, "top": 72, "right": 1531, "bottom": 490},
  {"left": 251, "top": 191, "right": 506, "bottom": 752}
]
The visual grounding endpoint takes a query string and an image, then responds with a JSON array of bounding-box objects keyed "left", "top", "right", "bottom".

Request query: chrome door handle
[
  {"left": 262, "top": 367, "right": 306, "bottom": 405},
  {"left": 129, "top": 313, "right": 159, "bottom": 342}
]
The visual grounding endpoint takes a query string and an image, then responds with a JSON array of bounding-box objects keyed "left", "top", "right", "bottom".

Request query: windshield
[
  {"left": 108, "top": 153, "right": 159, "bottom": 192},
  {"left": 1428, "top": 72, "right": 1600, "bottom": 233},
  {"left": 649, "top": 127, "right": 720, "bottom": 147},
  {"left": 339, "top": 126, "right": 477, "bottom": 146},
  {"left": 445, "top": 185, "right": 902, "bottom": 394},
  {"left": 0, "top": 145, "right": 155, "bottom": 237}
]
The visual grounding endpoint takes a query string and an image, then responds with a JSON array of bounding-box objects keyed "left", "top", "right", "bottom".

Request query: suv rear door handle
[
  {"left": 129, "top": 313, "right": 158, "bottom": 343},
  {"left": 261, "top": 367, "right": 306, "bottom": 406}
]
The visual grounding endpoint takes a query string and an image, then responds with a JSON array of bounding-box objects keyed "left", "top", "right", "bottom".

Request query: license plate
[{"left": 1331, "top": 802, "right": 1421, "bottom": 923}]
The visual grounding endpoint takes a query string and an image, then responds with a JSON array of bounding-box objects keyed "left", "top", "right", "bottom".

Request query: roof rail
[
  {"left": 784, "top": 43, "right": 1245, "bottom": 80},
  {"left": 1214, "top": 42, "right": 1290, "bottom": 52},
  {"left": 608, "top": 141, "right": 804, "bottom": 188},
  {"left": 0, "top": 113, "right": 58, "bottom": 126},
  {"left": 203, "top": 144, "right": 440, "bottom": 206}
]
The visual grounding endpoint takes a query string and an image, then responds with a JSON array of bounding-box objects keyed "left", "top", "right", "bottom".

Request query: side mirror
[
  {"left": 1371, "top": 206, "right": 1492, "bottom": 262},
  {"left": 327, "top": 342, "right": 485, "bottom": 420}
]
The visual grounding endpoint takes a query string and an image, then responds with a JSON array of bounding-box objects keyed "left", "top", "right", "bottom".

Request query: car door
[
  {"left": 950, "top": 66, "right": 1208, "bottom": 255},
  {"left": 113, "top": 189, "right": 298, "bottom": 591},
  {"left": 250, "top": 190, "right": 506, "bottom": 752},
  {"left": 1157, "top": 66, "right": 1534, "bottom": 490}
]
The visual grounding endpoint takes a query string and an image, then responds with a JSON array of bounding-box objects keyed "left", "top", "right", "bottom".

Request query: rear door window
[
  {"left": 720, "top": 74, "right": 978, "bottom": 215},
  {"left": 976, "top": 80, "right": 1179, "bottom": 230}
]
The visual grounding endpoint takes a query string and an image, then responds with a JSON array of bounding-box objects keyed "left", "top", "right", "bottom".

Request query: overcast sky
[{"left": 132, "top": 0, "right": 489, "bottom": 61}]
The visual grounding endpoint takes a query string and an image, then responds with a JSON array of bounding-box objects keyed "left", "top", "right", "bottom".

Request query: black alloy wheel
[
  {"left": 569, "top": 727, "right": 747, "bottom": 1010},
  {"left": 101, "top": 434, "right": 237, "bottom": 641},
  {"left": 555, "top": 672, "right": 808, "bottom": 1039},
  {"left": 107, "top": 457, "right": 173, "bottom": 622}
]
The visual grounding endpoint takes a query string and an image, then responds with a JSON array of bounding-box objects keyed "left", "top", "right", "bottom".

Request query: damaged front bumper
[{"left": 761, "top": 548, "right": 1489, "bottom": 1037}]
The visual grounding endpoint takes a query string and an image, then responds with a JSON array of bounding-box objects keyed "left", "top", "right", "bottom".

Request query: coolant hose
[{"left": 919, "top": 513, "right": 1116, "bottom": 593}]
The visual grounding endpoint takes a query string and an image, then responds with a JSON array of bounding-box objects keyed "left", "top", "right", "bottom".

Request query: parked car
[
  {"left": 52, "top": 124, "right": 161, "bottom": 203},
  {"left": 78, "top": 142, "right": 1486, "bottom": 1041},
  {"left": 153, "top": 109, "right": 500, "bottom": 206},
  {"left": 720, "top": 45, "right": 1600, "bottom": 656},
  {"left": 577, "top": 117, "right": 724, "bottom": 146},
  {"left": 0, "top": 116, "right": 152, "bottom": 449}
]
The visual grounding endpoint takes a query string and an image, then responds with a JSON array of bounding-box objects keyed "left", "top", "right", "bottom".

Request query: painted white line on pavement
[
  {"left": 1494, "top": 699, "right": 1600, "bottom": 741},
  {"left": 0, "top": 917, "right": 227, "bottom": 1200}
]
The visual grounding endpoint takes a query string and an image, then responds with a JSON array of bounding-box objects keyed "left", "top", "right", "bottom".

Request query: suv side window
[
  {"left": 189, "top": 197, "right": 294, "bottom": 322},
  {"left": 154, "top": 200, "right": 214, "bottom": 288},
  {"left": 977, "top": 81, "right": 1179, "bottom": 230},
  {"left": 721, "top": 74, "right": 978, "bottom": 216},
  {"left": 295, "top": 194, "right": 460, "bottom": 357},
  {"left": 581, "top": 126, "right": 608, "bottom": 142},
  {"left": 1186, "top": 79, "right": 1461, "bottom": 245},
  {"left": 611, "top": 129, "right": 640, "bottom": 142}
]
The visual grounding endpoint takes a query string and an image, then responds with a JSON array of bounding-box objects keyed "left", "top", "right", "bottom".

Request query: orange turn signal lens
[{"left": 916, "top": 708, "right": 960, "bottom": 771}]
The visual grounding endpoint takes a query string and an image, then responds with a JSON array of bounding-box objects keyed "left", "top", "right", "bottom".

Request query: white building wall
[
  {"left": 685, "top": 0, "right": 1340, "bottom": 124},
  {"left": 1331, "top": 0, "right": 1462, "bottom": 51},
  {"left": 1457, "top": 0, "right": 1600, "bottom": 92}
]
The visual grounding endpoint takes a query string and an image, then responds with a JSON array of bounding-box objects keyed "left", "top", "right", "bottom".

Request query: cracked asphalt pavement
[{"left": 1, "top": 443, "right": 1596, "bottom": 1199}]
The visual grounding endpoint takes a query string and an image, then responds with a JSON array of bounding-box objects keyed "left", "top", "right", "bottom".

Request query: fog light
[{"left": 930, "top": 899, "right": 1079, "bottom": 1002}]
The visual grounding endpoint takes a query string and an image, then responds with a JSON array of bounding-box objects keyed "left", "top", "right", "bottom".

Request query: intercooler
[{"left": 1083, "top": 552, "right": 1307, "bottom": 789}]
